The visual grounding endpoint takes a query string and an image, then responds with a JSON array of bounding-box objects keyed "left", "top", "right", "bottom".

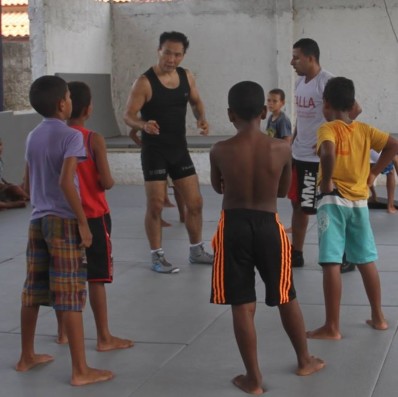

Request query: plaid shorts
[{"left": 22, "top": 215, "right": 87, "bottom": 311}]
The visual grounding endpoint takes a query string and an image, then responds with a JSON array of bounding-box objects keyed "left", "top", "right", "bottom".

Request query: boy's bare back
[{"left": 210, "top": 130, "right": 291, "bottom": 212}]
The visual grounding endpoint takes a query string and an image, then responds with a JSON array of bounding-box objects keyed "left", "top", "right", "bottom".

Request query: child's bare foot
[
  {"left": 56, "top": 335, "right": 69, "bottom": 344},
  {"left": 387, "top": 206, "right": 397, "bottom": 214},
  {"left": 306, "top": 326, "right": 342, "bottom": 340},
  {"left": 97, "top": 336, "right": 134, "bottom": 352},
  {"left": 161, "top": 219, "right": 172, "bottom": 227},
  {"left": 296, "top": 356, "right": 325, "bottom": 376},
  {"left": 16, "top": 353, "right": 54, "bottom": 371},
  {"left": 71, "top": 367, "right": 114, "bottom": 386},
  {"left": 366, "top": 318, "right": 388, "bottom": 330},
  {"left": 232, "top": 374, "right": 264, "bottom": 395}
]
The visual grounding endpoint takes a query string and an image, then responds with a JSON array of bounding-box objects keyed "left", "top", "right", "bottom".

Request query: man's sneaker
[
  {"left": 189, "top": 243, "right": 213, "bottom": 264},
  {"left": 291, "top": 249, "right": 304, "bottom": 268},
  {"left": 341, "top": 253, "right": 355, "bottom": 273},
  {"left": 151, "top": 251, "right": 180, "bottom": 274}
]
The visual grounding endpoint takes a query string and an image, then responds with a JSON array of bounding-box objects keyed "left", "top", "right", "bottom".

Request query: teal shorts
[{"left": 317, "top": 191, "right": 377, "bottom": 265}]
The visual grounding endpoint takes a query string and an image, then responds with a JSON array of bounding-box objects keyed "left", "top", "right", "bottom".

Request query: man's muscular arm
[
  {"left": 124, "top": 75, "right": 160, "bottom": 135},
  {"left": 186, "top": 69, "right": 209, "bottom": 135}
]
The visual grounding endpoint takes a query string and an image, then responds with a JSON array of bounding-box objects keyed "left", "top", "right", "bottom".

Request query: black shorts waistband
[{"left": 223, "top": 208, "right": 277, "bottom": 220}]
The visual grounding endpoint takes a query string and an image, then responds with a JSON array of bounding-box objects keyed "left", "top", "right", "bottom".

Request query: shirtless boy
[{"left": 210, "top": 81, "right": 324, "bottom": 395}]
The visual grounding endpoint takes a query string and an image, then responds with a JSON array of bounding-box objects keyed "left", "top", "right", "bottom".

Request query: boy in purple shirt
[{"left": 15, "top": 75, "right": 113, "bottom": 386}]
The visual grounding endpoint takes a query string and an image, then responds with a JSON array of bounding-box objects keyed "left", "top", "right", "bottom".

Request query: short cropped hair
[
  {"left": 293, "top": 38, "right": 320, "bottom": 63},
  {"left": 68, "top": 81, "right": 91, "bottom": 119},
  {"left": 29, "top": 75, "right": 68, "bottom": 118},
  {"left": 323, "top": 77, "right": 355, "bottom": 111},
  {"left": 159, "top": 31, "right": 189, "bottom": 53},
  {"left": 228, "top": 81, "right": 265, "bottom": 121},
  {"left": 268, "top": 88, "right": 285, "bottom": 101}
]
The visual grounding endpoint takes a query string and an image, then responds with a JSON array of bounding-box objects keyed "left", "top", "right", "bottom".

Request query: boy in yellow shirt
[{"left": 308, "top": 77, "right": 398, "bottom": 340}]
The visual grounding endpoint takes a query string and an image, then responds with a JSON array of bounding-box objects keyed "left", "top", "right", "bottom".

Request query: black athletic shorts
[
  {"left": 288, "top": 159, "right": 319, "bottom": 215},
  {"left": 210, "top": 209, "right": 296, "bottom": 306},
  {"left": 141, "top": 145, "right": 196, "bottom": 181},
  {"left": 86, "top": 213, "right": 113, "bottom": 283}
]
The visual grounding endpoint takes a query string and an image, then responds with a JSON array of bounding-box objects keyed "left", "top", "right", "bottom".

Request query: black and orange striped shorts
[
  {"left": 22, "top": 216, "right": 87, "bottom": 311},
  {"left": 211, "top": 209, "right": 296, "bottom": 307}
]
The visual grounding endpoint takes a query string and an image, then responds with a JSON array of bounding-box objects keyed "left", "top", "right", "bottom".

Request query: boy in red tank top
[{"left": 57, "top": 82, "right": 133, "bottom": 352}]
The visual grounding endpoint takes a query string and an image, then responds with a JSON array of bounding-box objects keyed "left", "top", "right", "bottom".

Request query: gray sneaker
[
  {"left": 151, "top": 251, "right": 180, "bottom": 274},
  {"left": 189, "top": 243, "right": 213, "bottom": 264}
]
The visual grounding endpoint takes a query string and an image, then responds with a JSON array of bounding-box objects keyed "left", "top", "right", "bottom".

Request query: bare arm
[
  {"left": 283, "top": 135, "right": 293, "bottom": 145},
  {"left": 129, "top": 127, "right": 142, "bottom": 147},
  {"left": 91, "top": 133, "right": 114, "bottom": 190},
  {"left": 368, "top": 135, "right": 398, "bottom": 186},
  {"left": 23, "top": 163, "right": 30, "bottom": 195},
  {"left": 123, "top": 75, "right": 160, "bottom": 135},
  {"left": 277, "top": 146, "right": 292, "bottom": 197},
  {"left": 318, "top": 140, "right": 335, "bottom": 193},
  {"left": 210, "top": 147, "right": 223, "bottom": 194},
  {"left": 349, "top": 100, "right": 362, "bottom": 120},
  {"left": 59, "top": 157, "right": 92, "bottom": 248},
  {"left": 291, "top": 125, "right": 297, "bottom": 143},
  {"left": 187, "top": 69, "right": 209, "bottom": 135}
]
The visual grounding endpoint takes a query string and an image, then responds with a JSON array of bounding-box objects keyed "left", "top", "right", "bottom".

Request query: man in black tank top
[{"left": 124, "top": 31, "right": 213, "bottom": 274}]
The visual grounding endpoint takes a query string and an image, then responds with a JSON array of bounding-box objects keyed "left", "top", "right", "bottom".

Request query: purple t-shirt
[{"left": 25, "top": 118, "right": 86, "bottom": 219}]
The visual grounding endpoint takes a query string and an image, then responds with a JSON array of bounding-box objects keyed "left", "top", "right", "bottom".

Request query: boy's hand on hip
[
  {"left": 367, "top": 172, "right": 377, "bottom": 188},
  {"left": 320, "top": 180, "right": 334, "bottom": 194}
]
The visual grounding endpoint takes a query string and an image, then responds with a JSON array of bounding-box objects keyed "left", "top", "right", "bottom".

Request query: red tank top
[{"left": 71, "top": 125, "right": 110, "bottom": 218}]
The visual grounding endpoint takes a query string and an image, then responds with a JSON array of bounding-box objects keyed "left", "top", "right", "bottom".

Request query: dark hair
[
  {"left": 293, "top": 38, "right": 320, "bottom": 63},
  {"left": 159, "top": 31, "right": 189, "bottom": 53},
  {"left": 29, "top": 75, "right": 68, "bottom": 117},
  {"left": 68, "top": 81, "right": 91, "bottom": 119},
  {"left": 323, "top": 77, "right": 355, "bottom": 111},
  {"left": 268, "top": 88, "right": 285, "bottom": 101},
  {"left": 228, "top": 81, "right": 265, "bottom": 121}
]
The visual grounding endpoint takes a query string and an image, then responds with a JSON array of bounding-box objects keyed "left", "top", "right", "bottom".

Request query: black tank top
[{"left": 141, "top": 67, "right": 190, "bottom": 150}]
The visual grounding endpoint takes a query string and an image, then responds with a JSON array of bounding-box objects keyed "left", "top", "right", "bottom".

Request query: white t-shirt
[
  {"left": 370, "top": 149, "right": 380, "bottom": 164},
  {"left": 292, "top": 69, "right": 334, "bottom": 162}
]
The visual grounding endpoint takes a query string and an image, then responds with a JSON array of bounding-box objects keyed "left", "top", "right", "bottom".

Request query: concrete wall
[
  {"left": 29, "top": 0, "right": 112, "bottom": 78},
  {"left": 28, "top": 0, "right": 398, "bottom": 135},
  {"left": 293, "top": 0, "right": 398, "bottom": 132},
  {"left": 0, "top": 111, "right": 41, "bottom": 183},
  {"left": 3, "top": 41, "right": 32, "bottom": 110}
]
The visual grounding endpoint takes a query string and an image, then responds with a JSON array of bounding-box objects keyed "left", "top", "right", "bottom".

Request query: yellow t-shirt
[{"left": 317, "top": 120, "right": 389, "bottom": 200}]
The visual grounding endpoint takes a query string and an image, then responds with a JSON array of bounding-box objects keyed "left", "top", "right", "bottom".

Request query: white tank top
[{"left": 292, "top": 69, "right": 334, "bottom": 162}]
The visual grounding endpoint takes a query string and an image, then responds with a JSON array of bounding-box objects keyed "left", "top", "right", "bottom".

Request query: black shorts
[
  {"left": 210, "top": 209, "right": 296, "bottom": 306},
  {"left": 287, "top": 159, "right": 319, "bottom": 214},
  {"left": 141, "top": 146, "right": 196, "bottom": 181},
  {"left": 86, "top": 213, "right": 113, "bottom": 283}
]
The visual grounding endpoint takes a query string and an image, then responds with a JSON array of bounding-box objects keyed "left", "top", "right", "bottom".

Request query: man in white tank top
[{"left": 288, "top": 38, "right": 361, "bottom": 268}]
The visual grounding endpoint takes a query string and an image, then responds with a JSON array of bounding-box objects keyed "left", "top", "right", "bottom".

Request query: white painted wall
[
  {"left": 293, "top": 0, "right": 398, "bottom": 132},
  {"left": 29, "top": 0, "right": 112, "bottom": 78},
  {"left": 29, "top": 0, "right": 398, "bottom": 135}
]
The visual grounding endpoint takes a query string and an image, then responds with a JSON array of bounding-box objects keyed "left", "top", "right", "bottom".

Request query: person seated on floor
[{"left": 0, "top": 137, "right": 29, "bottom": 210}]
